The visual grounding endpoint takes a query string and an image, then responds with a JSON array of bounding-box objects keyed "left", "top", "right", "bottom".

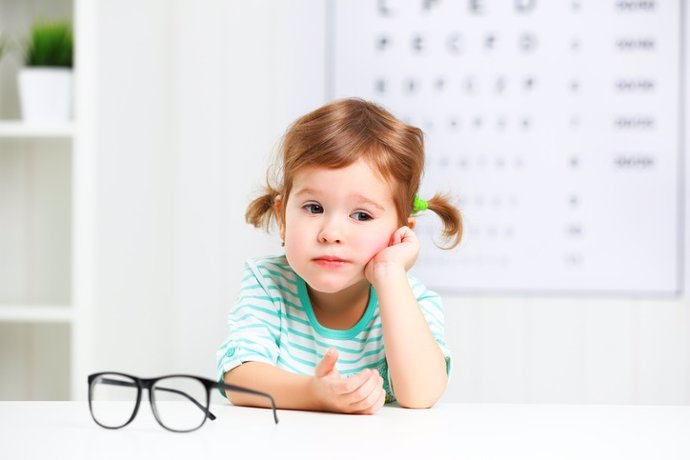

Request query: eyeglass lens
[
  {"left": 151, "top": 376, "right": 208, "bottom": 432},
  {"left": 89, "top": 374, "right": 139, "bottom": 429}
]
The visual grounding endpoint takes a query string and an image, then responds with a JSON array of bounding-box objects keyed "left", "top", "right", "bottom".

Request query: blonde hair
[{"left": 246, "top": 98, "right": 462, "bottom": 249}]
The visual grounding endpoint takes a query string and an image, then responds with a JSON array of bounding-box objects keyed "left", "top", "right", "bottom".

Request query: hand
[
  {"left": 310, "top": 349, "right": 386, "bottom": 415},
  {"left": 364, "top": 225, "right": 420, "bottom": 284}
]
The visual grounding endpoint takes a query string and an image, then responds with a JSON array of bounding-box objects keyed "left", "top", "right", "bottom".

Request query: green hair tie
[{"left": 412, "top": 195, "right": 428, "bottom": 214}]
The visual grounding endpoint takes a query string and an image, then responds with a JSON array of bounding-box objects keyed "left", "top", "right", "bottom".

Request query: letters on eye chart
[{"left": 330, "top": 0, "right": 682, "bottom": 295}]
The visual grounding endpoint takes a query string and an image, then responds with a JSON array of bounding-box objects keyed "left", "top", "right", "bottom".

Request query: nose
[
  {"left": 318, "top": 217, "right": 343, "bottom": 244},
  {"left": 319, "top": 233, "right": 341, "bottom": 244}
]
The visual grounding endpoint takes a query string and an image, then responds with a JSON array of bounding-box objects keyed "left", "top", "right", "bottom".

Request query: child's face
[{"left": 281, "top": 158, "right": 400, "bottom": 294}]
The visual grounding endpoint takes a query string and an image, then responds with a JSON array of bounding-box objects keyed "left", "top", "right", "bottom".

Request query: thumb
[{"left": 314, "top": 348, "right": 338, "bottom": 377}]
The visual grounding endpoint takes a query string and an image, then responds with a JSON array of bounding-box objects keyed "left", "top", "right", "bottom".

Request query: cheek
[
  {"left": 356, "top": 228, "right": 393, "bottom": 257},
  {"left": 283, "top": 213, "right": 309, "bottom": 255},
  {"left": 283, "top": 227, "right": 306, "bottom": 270}
]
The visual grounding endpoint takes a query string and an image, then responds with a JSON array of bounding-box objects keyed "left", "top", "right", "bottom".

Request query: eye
[
  {"left": 351, "top": 211, "right": 373, "bottom": 222},
  {"left": 303, "top": 203, "right": 323, "bottom": 214}
]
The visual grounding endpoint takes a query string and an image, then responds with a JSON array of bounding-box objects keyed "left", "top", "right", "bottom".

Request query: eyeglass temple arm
[
  {"left": 98, "top": 378, "right": 217, "bottom": 420},
  {"left": 217, "top": 382, "right": 280, "bottom": 424}
]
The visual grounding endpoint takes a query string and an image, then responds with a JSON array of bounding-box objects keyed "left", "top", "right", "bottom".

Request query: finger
[
  {"left": 347, "top": 374, "right": 383, "bottom": 411},
  {"left": 372, "top": 387, "right": 387, "bottom": 412},
  {"left": 345, "top": 371, "right": 380, "bottom": 405},
  {"left": 334, "top": 368, "right": 375, "bottom": 395},
  {"left": 391, "top": 226, "right": 412, "bottom": 245},
  {"left": 399, "top": 226, "right": 415, "bottom": 243},
  {"left": 389, "top": 227, "right": 403, "bottom": 246},
  {"left": 355, "top": 386, "right": 386, "bottom": 415},
  {"left": 314, "top": 348, "right": 338, "bottom": 378},
  {"left": 388, "top": 226, "right": 402, "bottom": 246}
]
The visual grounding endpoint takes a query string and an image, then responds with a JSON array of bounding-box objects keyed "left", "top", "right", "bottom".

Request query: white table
[{"left": 1, "top": 402, "right": 689, "bottom": 459}]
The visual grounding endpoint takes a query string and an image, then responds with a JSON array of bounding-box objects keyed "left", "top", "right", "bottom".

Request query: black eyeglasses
[{"left": 87, "top": 372, "right": 279, "bottom": 432}]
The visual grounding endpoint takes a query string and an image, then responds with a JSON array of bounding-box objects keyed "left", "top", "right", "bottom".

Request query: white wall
[
  {"left": 87, "top": 0, "right": 317, "bottom": 384},
  {"left": 83, "top": 0, "right": 690, "bottom": 404}
]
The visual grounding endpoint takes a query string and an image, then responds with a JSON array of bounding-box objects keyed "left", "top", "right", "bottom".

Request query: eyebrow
[{"left": 293, "top": 188, "right": 385, "bottom": 211}]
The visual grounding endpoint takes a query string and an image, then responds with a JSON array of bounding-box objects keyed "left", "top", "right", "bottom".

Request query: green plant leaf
[{"left": 26, "top": 21, "right": 73, "bottom": 68}]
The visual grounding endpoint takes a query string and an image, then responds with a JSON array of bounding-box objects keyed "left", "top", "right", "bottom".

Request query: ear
[
  {"left": 274, "top": 195, "right": 285, "bottom": 240},
  {"left": 407, "top": 216, "right": 416, "bottom": 230}
]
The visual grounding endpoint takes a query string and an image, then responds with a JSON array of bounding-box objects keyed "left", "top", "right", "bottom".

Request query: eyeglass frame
[{"left": 87, "top": 372, "right": 279, "bottom": 432}]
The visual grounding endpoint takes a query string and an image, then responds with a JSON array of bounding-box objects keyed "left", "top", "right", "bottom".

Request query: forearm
[
  {"left": 373, "top": 263, "right": 448, "bottom": 408},
  {"left": 224, "top": 362, "right": 322, "bottom": 411}
]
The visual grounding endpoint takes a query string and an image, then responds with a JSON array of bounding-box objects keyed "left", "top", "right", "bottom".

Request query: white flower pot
[{"left": 18, "top": 67, "right": 73, "bottom": 122}]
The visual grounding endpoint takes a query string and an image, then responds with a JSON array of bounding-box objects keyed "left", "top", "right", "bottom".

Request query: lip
[{"left": 312, "top": 256, "right": 350, "bottom": 268}]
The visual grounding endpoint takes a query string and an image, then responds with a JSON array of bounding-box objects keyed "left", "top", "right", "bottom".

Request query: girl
[{"left": 217, "top": 98, "right": 462, "bottom": 413}]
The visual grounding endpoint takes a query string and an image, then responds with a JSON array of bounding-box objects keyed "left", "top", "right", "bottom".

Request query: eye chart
[{"left": 330, "top": 0, "right": 684, "bottom": 295}]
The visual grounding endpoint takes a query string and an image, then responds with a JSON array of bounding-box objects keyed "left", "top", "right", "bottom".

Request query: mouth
[{"left": 312, "top": 256, "right": 350, "bottom": 268}]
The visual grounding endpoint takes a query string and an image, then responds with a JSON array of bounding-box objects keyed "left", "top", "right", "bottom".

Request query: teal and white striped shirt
[{"left": 216, "top": 255, "right": 452, "bottom": 403}]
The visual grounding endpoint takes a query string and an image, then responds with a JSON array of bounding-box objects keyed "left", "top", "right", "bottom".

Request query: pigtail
[
  {"left": 426, "top": 193, "right": 463, "bottom": 249},
  {"left": 245, "top": 186, "right": 281, "bottom": 232}
]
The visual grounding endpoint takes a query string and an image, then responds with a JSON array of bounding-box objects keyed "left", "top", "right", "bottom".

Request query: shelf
[
  {"left": 0, "top": 0, "right": 78, "bottom": 402},
  {"left": 0, "top": 305, "right": 74, "bottom": 323},
  {"left": 0, "top": 122, "right": 75, "bottom": 138}
]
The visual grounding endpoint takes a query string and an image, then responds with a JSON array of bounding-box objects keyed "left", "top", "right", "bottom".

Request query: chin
[
  {"left": 304, "top": 277, "right": 351, "bottom": 294},
  {"left": 301, "top": 269, "right": 364, "bottom": 294}
]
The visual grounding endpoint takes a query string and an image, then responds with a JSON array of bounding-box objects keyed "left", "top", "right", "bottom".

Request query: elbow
[
  {"left": 394, "top": 385, "right": 445, "bottom": 409},
  {"left": 222, "top": 372, "right": 244, "bottom": 406},
  {"left": 226, "top": 393, "right": 257, "bottom": 407},
  {"left": 393, "top": 377, "right": 447, "bottom": 409},
  {"left": 396, "top": 395, "right": 440, "bottom": 409},
  {"left": 398, "top": 402, "right": 434, "bottom": 410},
  {"left": 223, "top": 370, "right": 270, "bottom": 409},
  {"left": 224, "top": 384, "right": 269, "bottom": 408}
]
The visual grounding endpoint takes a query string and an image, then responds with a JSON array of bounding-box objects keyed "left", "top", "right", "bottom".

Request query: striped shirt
[{"left": 216, "top": 255, "right": 452, "bottom": 403}]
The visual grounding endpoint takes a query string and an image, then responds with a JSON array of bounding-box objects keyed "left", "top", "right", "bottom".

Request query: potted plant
[{"left": 18, "top": 21, "right": 73, "bottom": 122}]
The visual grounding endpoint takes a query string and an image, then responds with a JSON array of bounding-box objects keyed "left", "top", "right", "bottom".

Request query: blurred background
[{"left": 0, "top": 0, "right": 688, "bottom": 405}]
